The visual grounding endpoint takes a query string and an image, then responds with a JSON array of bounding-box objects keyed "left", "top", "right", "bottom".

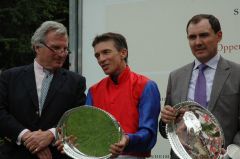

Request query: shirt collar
[
  {"left": 34, "top": 59, "right": 44, "bottom": 74},
  {"left": 34, "top": 59, "right": 54, "bottom": 74},
  {"left": 194, "top": 54, "right": 220, "bottom": 70},
  {"left": 110, "top": 65, "right": 130, "bottom": 85}
]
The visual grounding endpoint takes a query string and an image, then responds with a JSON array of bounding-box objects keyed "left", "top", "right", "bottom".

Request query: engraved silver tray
[{"left": 166, "top": 101, "right": 225, "bottom": 159}]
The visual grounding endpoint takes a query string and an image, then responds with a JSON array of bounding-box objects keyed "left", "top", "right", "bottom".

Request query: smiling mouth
[{"left": 101, "top": 64, "right": 108, "bottom": 70}]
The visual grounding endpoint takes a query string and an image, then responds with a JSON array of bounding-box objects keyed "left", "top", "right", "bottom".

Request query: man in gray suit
[{"left": 159, "top": 14, "right": 240, "bottom": 159}]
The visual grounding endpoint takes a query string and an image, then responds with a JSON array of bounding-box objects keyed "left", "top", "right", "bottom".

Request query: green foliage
[{"left": 0, "top": 0, "right": 69, "bottom": 70}]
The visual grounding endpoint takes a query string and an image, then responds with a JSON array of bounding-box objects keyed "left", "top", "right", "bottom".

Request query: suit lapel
[
  {"left": 23, "top": 64, "right": 39, "bottom": 110},
  {"left": 42, "top": 69, "right": 67, "bottom": 112},
  {"left": 180, "top": 63, "right": 194, "bottom": 102},
  {"left": 208, "top": 57, "right": 230, "bottom": 111}
]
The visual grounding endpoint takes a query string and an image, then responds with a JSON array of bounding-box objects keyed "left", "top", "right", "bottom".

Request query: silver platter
[
  {"left": 166, "top": 101, "right": 225, "bottom": 159},
  {"left": 56, "top": 105, "right": 122, "bottom": 159}
]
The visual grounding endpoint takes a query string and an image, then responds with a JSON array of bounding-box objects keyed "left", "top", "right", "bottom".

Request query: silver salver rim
[
  {"left": 166, "top": 101, "right": 225, "bottom": 159},
  {"left": 56, "top": 105, "right": 122, "bottom": 159}
]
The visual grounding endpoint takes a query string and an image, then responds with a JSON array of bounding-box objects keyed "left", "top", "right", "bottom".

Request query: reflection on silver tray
[
  {"left": 56, "top": 105, "right": 122, "bottom": 159},
  {"left": 166, "top": 101, "right": 225, "bottom": 159}
]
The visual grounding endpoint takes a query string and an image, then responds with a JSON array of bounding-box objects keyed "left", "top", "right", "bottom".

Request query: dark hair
[
  {"left": 186, "top": 14, "right": 221, "bottom": 34},
  {"left": 92, "top": 32, "right": 128, "bottom": 63}
]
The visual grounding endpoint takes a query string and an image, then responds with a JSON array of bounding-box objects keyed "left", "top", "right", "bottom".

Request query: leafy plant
[{"left": 0, "top": 0, "right": 69, "bottom": 71}]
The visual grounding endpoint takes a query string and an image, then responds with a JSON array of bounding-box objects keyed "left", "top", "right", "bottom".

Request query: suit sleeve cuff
[
  {"left": 49, "top": 128, "right": 56, "bottom": 140},
  {"left": 17, "top": 129, "right": 30, "bottom": 145}
]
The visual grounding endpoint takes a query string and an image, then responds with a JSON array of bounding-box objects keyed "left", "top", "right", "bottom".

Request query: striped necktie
[{"left": 39, "top": 70, "right": 53, "bottom": 114}]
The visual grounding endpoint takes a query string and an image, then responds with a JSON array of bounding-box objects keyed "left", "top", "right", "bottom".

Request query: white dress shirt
[{"left": 187, "top": 54, "right": 220, "bottom": 107}]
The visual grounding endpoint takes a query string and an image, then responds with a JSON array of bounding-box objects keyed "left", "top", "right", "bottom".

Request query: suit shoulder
[
  {"left": 1, "top": 64, "right": 31, "bottom": 77},
  {"left": 62, "top": 69, "right": 85, "bottom": 80},
  {"left": 170, "top": 63, "right": 193, "bottom": 76},
  {"left": 225, "top": 59, "right": 240, "bottom": 68},
  {"left": 219, "top": 57, "right": 240, "bottom": 73}
]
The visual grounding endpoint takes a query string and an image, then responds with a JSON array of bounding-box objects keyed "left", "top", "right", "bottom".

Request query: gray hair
[{"left": 31, "top": 21, "right": 68, "bottom": 49}]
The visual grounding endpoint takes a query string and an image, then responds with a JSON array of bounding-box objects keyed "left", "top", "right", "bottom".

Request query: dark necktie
[
  {"left": 40, "top": 70, "right": 53, "bottom": 114},
  {"left": 194, "top": 64, "right": 208, "bottom": 107}
]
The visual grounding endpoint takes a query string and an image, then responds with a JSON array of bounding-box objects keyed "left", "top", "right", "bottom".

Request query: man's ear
[
  {"left": 217, "top": 31, "right": 222, "bottom": 42},
  {"left": 120, "top": 49, "right": 128, "bottom": 60},
  {"left": 34, "top": 45, "right": 41, "bottom": 54}
]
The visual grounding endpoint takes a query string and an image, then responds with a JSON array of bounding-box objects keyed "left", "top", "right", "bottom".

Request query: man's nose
[
  {"left": 195, "top": 36, "right": 202, "bottom": 45},
  {"left": 98, "top": 54, "right": 106, "bottom": 63}
]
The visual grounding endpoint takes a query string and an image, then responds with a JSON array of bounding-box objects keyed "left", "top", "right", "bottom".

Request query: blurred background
[{"left": 0, "top": 0, "right": 69, "bottom": 71}]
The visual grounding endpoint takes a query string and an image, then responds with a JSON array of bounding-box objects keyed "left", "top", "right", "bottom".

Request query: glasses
[{"left": 40, "top": 42, "right": 71, "bottom": 55}]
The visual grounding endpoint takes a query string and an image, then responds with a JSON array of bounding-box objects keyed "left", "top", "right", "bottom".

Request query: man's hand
[
  {"left": 161, "top": 105, "right": 177, "bottom": 124},
  {"left": 54, "top": 135, "right": 77, "bottom": 154},
  {"left": 110, "top": 135, "right": 129, "bottom": 158},
  {"left": 36, "top": 147, "right": 52, "bottom": 159},
  {"left": 23, "top": 130, "right": 55, "bottom": 153},
  {"left": 21, "top": 130, "right": 32, "bottom": 143},
  {"left": 54, "top": 127, "right": 64, "bottom": 154},
  {"left": 221, "top": 148, "right": 226, "bottom": 155},
  {"left": 161, "top": 105, "right": 186, "bottom": 124},
  {"left": 54, "top": 138, "right": 64, "bottom": 154}
]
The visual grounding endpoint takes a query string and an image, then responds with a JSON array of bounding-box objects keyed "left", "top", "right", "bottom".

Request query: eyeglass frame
[{"left": 40, "top": 42, "right": 71, "bottom": 55}]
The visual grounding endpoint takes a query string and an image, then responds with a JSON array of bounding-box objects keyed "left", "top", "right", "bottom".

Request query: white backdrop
[{"left": 81, "top": 0, "right": 240, "bottom": 158}]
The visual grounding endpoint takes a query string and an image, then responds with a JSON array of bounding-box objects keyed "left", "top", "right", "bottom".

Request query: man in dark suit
[
  {"left": 159, "top": 14, "right": 240, "bottom": 159},
  {"left": 0, "top": 21, "right": 86, "bottom": 159}
]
